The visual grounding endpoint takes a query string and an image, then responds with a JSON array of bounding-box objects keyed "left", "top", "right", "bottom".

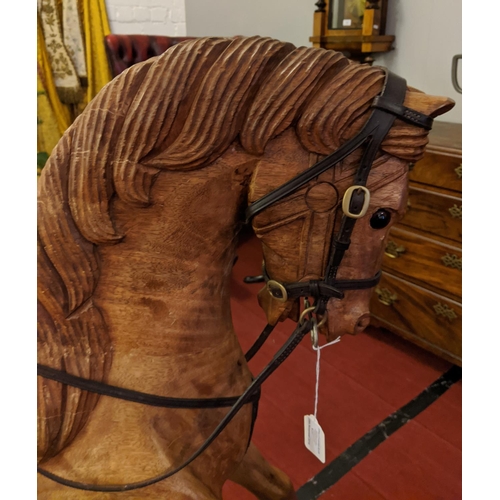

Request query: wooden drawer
[
  {"left": 370, "top": 272, "right": 462, "bottom": 364},
  {"left": 410, "top": 152, "right": 462, "bottom": 193},
  {"left": 382, "top": 227, "right": 462, "bottom": 299},
  {"left": 401, "top": 185, "right": 462, "bottom": 244}
]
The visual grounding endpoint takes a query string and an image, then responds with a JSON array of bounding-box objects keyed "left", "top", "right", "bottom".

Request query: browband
[{"left": 372, "top": 95, "right": 433, "bottom": 130}]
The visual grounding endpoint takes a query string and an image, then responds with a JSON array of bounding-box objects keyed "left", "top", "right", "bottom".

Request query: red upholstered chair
[{"left": 104, "top": 34, "right": 195, "bottom": 77}]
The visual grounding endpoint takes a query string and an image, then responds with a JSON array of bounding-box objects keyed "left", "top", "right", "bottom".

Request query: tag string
[{"left": 313, "top": 337, "right": 341, "bottom": 418}]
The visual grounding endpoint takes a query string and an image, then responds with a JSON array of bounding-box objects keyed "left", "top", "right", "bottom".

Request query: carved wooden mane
[{"left": 37, "top": 36, "right": 431, "bottom": 463}]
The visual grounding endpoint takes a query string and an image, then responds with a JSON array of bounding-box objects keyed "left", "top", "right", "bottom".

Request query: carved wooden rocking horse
[{"left": 37, "top": 36, "right": 454, "bottom": 498}]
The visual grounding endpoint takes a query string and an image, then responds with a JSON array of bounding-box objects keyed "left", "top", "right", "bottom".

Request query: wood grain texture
[
  {"left": 370, "top": 273, "right": 462, "bottom": 364},
  {"left": 381, "top": 226, "right": 462, "bottom": 300},
  {"left": 409, "top": 151, "right": 462, "bottom": 193},
  {"left": 37, "top": 36, "right": 454, "bottom": 498},
  {"left": 310, "top": 0, "right": 395, "bottom": 61},
  {"left": 372, "top": 122, "right": 462, "bottom": 365},
  {"left": 402, "top": 185, "right": 462, "bottom": 244}
]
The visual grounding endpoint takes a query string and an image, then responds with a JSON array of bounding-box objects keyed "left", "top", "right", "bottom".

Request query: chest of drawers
[{"left": 370, "top": 121, "right": 462, "bottom": 365}]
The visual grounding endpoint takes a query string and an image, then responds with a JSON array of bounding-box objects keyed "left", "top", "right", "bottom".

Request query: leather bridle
[
  {"left": 245, "top": 69, "right": 432, "bottom": 320},
  {"left": 37, "top": 69, "right": 433, "bottom": 492}
]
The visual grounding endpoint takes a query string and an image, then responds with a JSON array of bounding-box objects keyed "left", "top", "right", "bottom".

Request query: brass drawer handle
[
  {"left": 454, "top": 164, "right": 462, "bottom": 179},
  {"left": 448, "top": 204, "right": 462, "bottom": 219},
  {"left": 433, "top": 302, "right": 458, "bottom": 321},
  {"left": 375, "top": 287, "right": 398, "bottom": 306},
  {"left": 441, "top": 253, "right": 462, "bottom": 270},
  {"left": 385, "top": 240, "right": 406, "bottom": 259}
]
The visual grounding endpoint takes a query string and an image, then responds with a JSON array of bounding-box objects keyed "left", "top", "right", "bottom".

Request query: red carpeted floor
[{"left": 223, "top": 233, "right": 462, "bottom": 500}]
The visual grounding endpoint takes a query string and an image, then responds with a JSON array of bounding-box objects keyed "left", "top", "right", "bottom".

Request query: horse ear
[{"left": 404, "top": 90, "right": 455, "bottom": 118}]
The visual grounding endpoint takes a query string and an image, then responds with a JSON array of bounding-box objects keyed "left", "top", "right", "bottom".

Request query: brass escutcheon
[
  {"left": 375, "top": 287, "right": 398, "bottom": 306},
  {"left": 433, "top": 302, "right": 458, "bottom": 321},
  {"left": 448, "top": 204, "right": 462, "bottom": 219},
  {"left": 455, "top": 164, "right": 462, "bottom": 179},
  {"left": 441, "top": 253, "right": 462, "bottom": 270},
  {"left": 385, "top": 240, "right": 406, "bottom": 259}
]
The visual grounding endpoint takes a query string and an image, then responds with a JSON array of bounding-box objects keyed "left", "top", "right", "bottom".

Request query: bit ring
[
  {"left": 317, "top": 314, "right": 327, "bottom": 328},
  {"left": 310, "top": 319, "right": 319, "bottom": 349},
  {"left": 299, "top": 306, "right": 316, "bottom": 325},
  {"left": 266, "top": 280, "right": 288, "bottom": 302}
]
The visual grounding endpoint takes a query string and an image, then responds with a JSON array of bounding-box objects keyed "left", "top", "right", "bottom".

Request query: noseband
[
  {"left": 37, "top": 69, "right": 433, "bottom": 492},
  {"left": 245, "top": 69, "right": 432, "bottom": 319}
]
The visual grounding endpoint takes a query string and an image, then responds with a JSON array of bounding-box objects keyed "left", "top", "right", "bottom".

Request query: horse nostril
[{"left": 354, "top": 315, "right": 371, "bottom": 333}]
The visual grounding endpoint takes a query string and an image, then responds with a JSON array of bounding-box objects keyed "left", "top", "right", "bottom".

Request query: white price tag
[
  {"left": 342, "top": 19, "right": 352, "bottom": 27},
  {"left": 304, "top": 414, "right": 326, "bottom": 463}
]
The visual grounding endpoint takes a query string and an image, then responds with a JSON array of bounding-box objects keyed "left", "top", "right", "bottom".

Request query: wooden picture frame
[{"left": 310, "top": 0, "right": 394, "bottom": 64}]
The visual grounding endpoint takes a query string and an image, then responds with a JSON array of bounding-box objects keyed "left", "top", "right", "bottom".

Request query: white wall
[
  {"left": 377, "top": 0, "right": 462, "bottom": 123},
  {"left": 105, "top": 0, "right": 186, "bottom": 36},
  {"left": 185, "top": 0, "right": 461, "bottom": 123},
  {"left": 184, "top": 0, "right": 312, "bottom": 48},
  {"left": 104, "top": 1, "right": 461, "bottom": 122}
]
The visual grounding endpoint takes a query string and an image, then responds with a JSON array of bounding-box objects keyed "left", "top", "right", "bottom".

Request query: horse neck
[{"left": 93, "top": 149, "right": 257, "bottom": 397}]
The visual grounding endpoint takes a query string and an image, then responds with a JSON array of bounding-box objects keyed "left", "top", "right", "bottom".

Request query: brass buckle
[
  {"left": 342, "top": 185, "right": 371, "bottom": 219},
  {"left": 266, "top": 280, "right": 288, "bottom": 302}
]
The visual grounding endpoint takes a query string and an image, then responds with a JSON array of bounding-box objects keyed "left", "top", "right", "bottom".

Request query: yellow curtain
[
  {"left": 37, "top": 13, "right": 73, "bottom": 175},
  {"left": 82, "top": 0, "right": 112, "bottom": 105},
  {"left": 37, "top": 0, "right": 112, "bottom": 174}
]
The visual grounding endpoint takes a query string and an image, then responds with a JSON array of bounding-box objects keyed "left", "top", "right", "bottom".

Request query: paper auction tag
[{"left": 304, "top": 414, "right": 325, "bottom": 463}]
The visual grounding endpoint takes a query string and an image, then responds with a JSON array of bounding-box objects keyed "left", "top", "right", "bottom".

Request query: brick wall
[{"left": 105, "top": 0, "right": 186, "bottom": 36}]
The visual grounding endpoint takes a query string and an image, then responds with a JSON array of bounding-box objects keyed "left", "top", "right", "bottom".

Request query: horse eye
[{"left": 370, "top": 209, "right": 392, "bottom": 229}]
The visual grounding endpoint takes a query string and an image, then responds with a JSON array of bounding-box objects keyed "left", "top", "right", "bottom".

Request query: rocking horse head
[
  {"left": 242, "top": 57, "right": 454, "bottom": 339},
  {"left": 37, "top": 36, "right": 453, "bottom": 495}
]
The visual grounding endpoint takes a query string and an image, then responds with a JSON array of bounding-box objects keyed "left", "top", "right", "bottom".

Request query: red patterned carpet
[{"left": 223, "top": 233, "right": 461, "bottom": 500}]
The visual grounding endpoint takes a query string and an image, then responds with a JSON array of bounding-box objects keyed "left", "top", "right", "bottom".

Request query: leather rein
[{"left": 37, "top": 69, "right": 433, "bottom": 492}]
